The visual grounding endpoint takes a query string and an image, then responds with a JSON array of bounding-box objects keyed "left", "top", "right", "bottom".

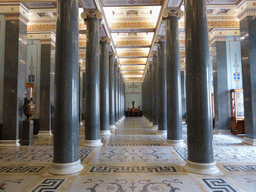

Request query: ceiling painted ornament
[
  {"left": 206, "top": 0, "right": 240, "bottom": 4},
  {"left": 102, "top": 0, "right": 162, "bottom": 6}
]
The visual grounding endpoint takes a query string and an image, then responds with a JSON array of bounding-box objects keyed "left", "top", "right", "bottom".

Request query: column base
[
  {"left": 100, "top": 130, "right": 111, "bottom": 136},
  {"left": 0, "top": 140, "right": 20, "bottom": 147},
  {"left": 152, "top": 125, "right": 158, "bottom": 130},
  {"left": 184, "top": 159, "right": 219, "bottom": 175},
  {"left": 166, "top": 139, "right": 186, "bottom": 147},
  {"left": 83, "top": 139, "right": 103, "bottom": 147},
  {"left": 37, "top": 130, "right": 53, "bottom": 137},
  {"left": 243, "top": 137, "right": 256, "bottom": 146},
  {"left": 110, "top": 125, "right": 116, "bottom": 134},
  {"left": 49, "top": 159, "right": 83, "bottom": 175},
  {"left": 213, "top": 129, "right": 231, "bottom": 135},
  {"left": 157, "top": 130, "right": 167, "bottom": 135}
]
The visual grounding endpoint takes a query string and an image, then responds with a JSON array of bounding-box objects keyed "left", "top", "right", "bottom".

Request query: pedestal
[{"left": 21, "top": 120, "right": 34, "bottom": 145}]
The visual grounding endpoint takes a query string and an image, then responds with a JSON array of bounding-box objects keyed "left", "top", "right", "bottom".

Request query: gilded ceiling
[{"left": 2, "top": 0, "right": 256, "bottom": 82}]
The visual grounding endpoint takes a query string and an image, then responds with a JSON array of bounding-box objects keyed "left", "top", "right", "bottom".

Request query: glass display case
[{"left": 230, "top": 89, "right": 245, "bottom": 134}]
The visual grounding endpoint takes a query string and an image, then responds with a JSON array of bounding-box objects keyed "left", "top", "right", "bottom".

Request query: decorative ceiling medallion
[
  {"left": 80, "top": 0, "right": 96, "bottom": 9},
  {"left": 102, "top": 0, "right": 162, "bottom": 7},
  {"left": 167, "top": 0, "right": 182, "bottom": 8},
  {"left": 206, "top": 0, "right": 240, "bottom": 5},
  {"left": 25, "top": 2, "right": 57, "bottom": 9}
]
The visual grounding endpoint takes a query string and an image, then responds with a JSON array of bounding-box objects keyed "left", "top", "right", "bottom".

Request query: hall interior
[
  {"left": 1, "top": 0, "right": 256, "bottom": 191},
  {"left": 0, "top": 117, "right": 255, "bottom": 191}
]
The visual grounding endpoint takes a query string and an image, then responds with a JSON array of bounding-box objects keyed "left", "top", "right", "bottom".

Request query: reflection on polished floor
[{"left": 0, "top": 117, "right": 255, "bottom": 191}]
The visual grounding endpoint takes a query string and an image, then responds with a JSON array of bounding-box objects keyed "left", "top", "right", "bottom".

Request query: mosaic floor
[{"left": 0, "top": 117, "right": 256, "bottom": 191}]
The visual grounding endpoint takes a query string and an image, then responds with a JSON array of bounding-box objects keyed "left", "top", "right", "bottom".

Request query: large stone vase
[{"left": 23, "top": 97, "right": 35, "bottom": 120}]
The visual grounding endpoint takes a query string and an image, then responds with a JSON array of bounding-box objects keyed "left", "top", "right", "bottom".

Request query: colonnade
[{"left": 0, "top": 0, "right": 256, "bottom": 176}]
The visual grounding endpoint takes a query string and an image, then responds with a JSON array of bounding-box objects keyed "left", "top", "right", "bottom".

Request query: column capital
[
  {"left": 109, "top": 52, "right": 116, "bottom": 57},
  {"left": 81, "top": 9, "right": 102, "bottom": 21},
  {"left": 100, "top": 36, "right": 111, "bottom": 44},
  {"left": 163, "top": 9, "right": 184, "bottom": 19},
  {"left": 151, "top": 52, "right": 157, "bottom": 57},
  {"left": 114, "top": 61, "right": 120, "bottom": 67},
  {"left": 155, "top": 36, "right": 166, "bottom": 43}
]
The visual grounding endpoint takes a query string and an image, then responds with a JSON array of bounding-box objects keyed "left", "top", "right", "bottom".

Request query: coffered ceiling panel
[{"left": 23, "top": 0, "right": 251, "bottom": 82}]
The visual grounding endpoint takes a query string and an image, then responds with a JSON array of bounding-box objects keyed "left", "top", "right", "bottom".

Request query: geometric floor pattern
[{"left": 0, "top": 117, "right": 255, "bottom": 191}]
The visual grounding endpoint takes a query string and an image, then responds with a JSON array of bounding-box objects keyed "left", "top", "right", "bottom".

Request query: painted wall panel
[{"left": 27, "top": 40, "right": 41, "bottom": 118}]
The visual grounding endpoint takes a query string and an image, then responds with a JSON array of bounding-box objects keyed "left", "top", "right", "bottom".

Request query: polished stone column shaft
[
  {"left": 212, "top": 41, "right": 231, "bottom": 134},
  {"left": 39, "top": 40, "right": 55, "bottom": 137},
  {"left": 149, "top": 63, "right": 153, "bottom": 123},
  {"left": 100, "top": 37, "right": 110, "bottom": 136},
  {"left": 184, "top": 0, "right": 218, "bottom": 174},
  {"left": 115, "top": 64, "right": 119, "bottom": 123},
  {"left": 152, "top": 53, "right": 158, "bottom": 129},
  {"left": 50, "top": 0, "right": 83, "bottom": 174},
  {"left": 157, "top": 38, "right": 167, "bottom": 133},
  {"left": 109, "top": 52, "right": 116, "bottom": 132},
  {"left": 118, "top": 71, "right": 122, "bottom": 120},
  {"left": 83, "top": 10, "right": 103, "bottom": 146},
  {"left": 181, "top": 71, "right": 186, "bottom": 121},
  {"left": 1, "top": 4, "right": 28, "bottom": 146},
  {"left": 240, "top": 16, "right": 256, "bottom": 145},
  {"left": 165, "top": 13, "right": 184, "bottom": 146}
]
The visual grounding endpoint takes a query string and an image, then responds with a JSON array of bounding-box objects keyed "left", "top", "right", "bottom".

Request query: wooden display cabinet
[{"left": 231, "top": 89, "right": 245, "bottom": 134}]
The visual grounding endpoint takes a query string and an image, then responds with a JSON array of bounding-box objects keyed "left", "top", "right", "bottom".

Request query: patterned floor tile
[
  {"left": 66, "top": 175, "right": 201, "bottom": 192},
  {"left": 89, "top": 165, "right": 178, "bottom": 173},
  {"left": 173, "top": 146, "right": 256, "bottom": 163},
  {"left": 221, "top": 165, "right": 256, "bottom": 172},
  {"left": 89, "top": 146, "right": 179, "bottom": 164},
  {"left": 201, "top": 178, "right": 239, "bottom": 192},
  {"left": 0, "top": 147, "right": 93, "bottom": 164},
  {"left": 0, "top": 165, "right": 46, "bottom": 173},
  {"left": 31, "top": 178, "right": 66, "bottom": 192},
  {"left": 0, "top": 175, "right": 39, "bottom": 192},
  {"left": 226, "top": 175, "right": 256, "bottom": 192}
]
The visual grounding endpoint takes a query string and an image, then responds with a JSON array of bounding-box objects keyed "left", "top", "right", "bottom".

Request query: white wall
[{"left": 125, "top": 82, "right": 142, "bottom": 110}]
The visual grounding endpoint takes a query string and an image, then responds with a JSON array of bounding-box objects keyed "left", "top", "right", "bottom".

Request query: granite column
[
  {"left": 115, "top": 63, "right": 119, "bottom": 125},
  {"left": 212, "top": 41, "right": 231, "bottom": 134},
  {"left": 240, "top": 16, "right": 256, "bottom": 145},
  {"left": 184, "top": 0, "right": 219, "bottom": 174},
  {"left": 164, "top": 11, "right": 185, "bottom": 146},
  {"left": 109, "top": 52, "right": 116, "bottom": 133},
  {"left": 157, "top": 37, "right": 167, "bottom": 134},
  {"left": 82, "top": 10, "right": 103, "bottom": 146},
  {"left": 152, "top": 53, "right": 158, "bottom": 130},
  {"left": 100, "top": 37, "right": 111, "bottom": 136},
  {"left": 49, "top": 0, "right": 83, "bottom": 174}
]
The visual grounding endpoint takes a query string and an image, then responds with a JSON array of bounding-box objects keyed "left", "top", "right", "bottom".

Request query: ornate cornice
[
  {"left": 163, "top": 9, "right": 184, "bottom": 19},
  {"left": 81, "top": 9, "right": 102, "bottom": 21},
  {"left": 100, "top": 36, "right": 111, "bottom": 43}
]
